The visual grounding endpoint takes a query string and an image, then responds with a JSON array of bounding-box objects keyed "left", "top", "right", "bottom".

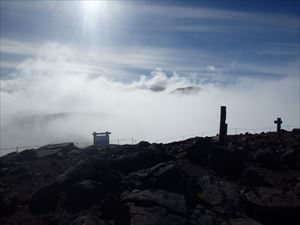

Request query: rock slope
[{"left": 0, "top": 130, "right": 299, "bottom": 225}]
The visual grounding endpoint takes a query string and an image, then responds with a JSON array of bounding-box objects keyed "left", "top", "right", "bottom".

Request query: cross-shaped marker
[{"left": 274, "top": 117, "right": 282, "bottom": 133}]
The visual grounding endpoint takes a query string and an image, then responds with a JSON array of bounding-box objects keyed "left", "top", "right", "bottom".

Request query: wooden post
[
  {"left": 92, "top": 132, "right": 97, "bottom": 150},
  {"left": 219, "top": 106, "right": 227, "bottom": 143},
  {"left": 274, "top": 117, "right": 282, "bottom": 133}
]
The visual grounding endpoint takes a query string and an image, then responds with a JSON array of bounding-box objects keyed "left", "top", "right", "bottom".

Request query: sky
[{"left": 0, "top": 0, "right": 299, "bottom": 150}]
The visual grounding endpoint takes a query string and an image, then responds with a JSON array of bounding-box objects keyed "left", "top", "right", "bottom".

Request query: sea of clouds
[{"left": 1, "top": 43, "right": 299, "bottom": 151}]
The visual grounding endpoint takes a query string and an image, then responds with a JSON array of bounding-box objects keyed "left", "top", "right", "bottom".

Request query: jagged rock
[
  {"left": 250, "top": 149, "right": 279, "bottom": 169},
  {"left": 9, "top": 166, "right": 28, "bottom": 176},
  {"left": 280, "top": 149, "right": 300, "bottom": 169},
  {"left": 63, "top": 179, "right": 105, "bottom": 212},
  {"left": 0, "top": 194, "right": 18, "bottom": 217},
  {"left": 63, "top": 171, "right": 120, "bottom": 212},
  {"left": 57, "top": 154, "right": 109, "bottom": 187},
  {"left": 117, "top": 189, "right": 187, "bottom": 225},
  {"left": 292, "top": 128, "right": 300, "bottom": 134},
  {"left": 243, "top": 187, "right": 300, "bottom": 225},
  {"left": 69, "top": 215, "right": 108, "bottom": 225},
  {"left": 187, "top": 138, "right": 214, "bottom": 164},
  {"left": 189, "top": 205, "right": 226, "bottom": 225},
  {"left": 136, "top": 141, "right": 151, "bottom": 150},
  {"left": 116, "top": 203, "right": 187, "bottom": 225},
  {"left": 147, "top": 143, "right": 165, "bottom": 152},
  {"left": 0, "top": 167, "right": 9, "bottom": 177},
  {"left": 34, "top": 142, "right": 76, "bottom": 157},
  {"left": 120, "top": 189, "right": 187, "bottom": 216},
  {"left": 123, "top": 161, "right": 187, "bottom": 194},
  {"left": 100, "top": 193, "right": 118, "bottom": 219},
  {"left": 187, "top": 138, "right": 245, "bottom": 175},
  {"left": 16, "top": 150, "right": 38, "bottom": 161},
  {"left": 111, "top": 150, "right": 172, "bottom": 174},
  {"left": 0, "top": 152, "right": 18, "bottom": 161},
  {"left": 196, "top": 175, "right": 242, "bottom": 216},
  {"left": 208, "top": 147, "right": 246, "bottom": 175},
  {"left": 228, "top": 218, "right": 263, "bottom": 225},
  {"left": 0, "top": 132, "right": 299, "bottom": 225},
  {"left": 242, "top": 166, "right": 292, "bottom": 187},
  {"left": 29, "top": 182, "right": 60, "bottom": 214}
]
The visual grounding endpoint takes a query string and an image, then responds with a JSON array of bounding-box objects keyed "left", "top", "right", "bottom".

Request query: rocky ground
[{"left": 0, "top": 130, "right": 300, "bottom": 225}]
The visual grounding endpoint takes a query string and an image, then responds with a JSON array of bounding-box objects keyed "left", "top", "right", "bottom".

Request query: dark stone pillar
[{"left": 219, "top": 106, "right": 227, "bottom": 143}]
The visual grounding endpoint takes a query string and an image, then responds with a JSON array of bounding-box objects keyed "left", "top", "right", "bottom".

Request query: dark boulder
[
  {"left": 228, "top": 218, "right": 263, "bottom": 225},
  {"left": 34, "top": 142, "right": 77, "bottom": 158},
  {"left": 187, "top": 138, "right": 245, "bottom": 175},
  {"left": 123, "top": 161, "right": 187, "bottom": 194},
  {"left": 116, "top": 189, "right": 187, "bottom": 225},
  {"left": 29, "top": 182, "right": 60, "bottom": 214},
  {"left": 136, "top": 141, "right": 151, "bottom": 150},
  {"left": 116, "top": 203, "right": 187, "bottom": 225},
  {"left": 63, "top": 179, "right": 105, "bottom": 212},
  {"left": 111, "top": 150, "right": 172, "bottom": 174},
  {"left": 70, "top": 215, "right": 108, "bottom": 225},
  {"left": 280, "top": 149, "right": 300, "bottom": 169},
  {"left": 63, "top": 171, "right": 120, "bottom": 212},
  {"left": 0, "top": 167, "right": 9, "bottom": 177},
  {"left": 207, "top": 147, "right": 246, "bottom": 175},
  {"left": 100, "top": 193, "right": 118, "bottom": 219},
  {"left": 0, "top": 152, "right": 18, "bottom": 161},
  {"left": 17, "top": 149, "right": 38, "bottom": 161},
  {"left": 57, "top": 154, "right": 109, "bottom": 187},
  {"left": 9, "top": 166, "right": 29, "bottom": 176},
  {"left": 242, "top": 166, "right": 290, "bottom": 187},
  {"left": 187, "top": 138, "right": 214, "bottom": 164},
  {"left": 195, "top": 175, "right": 242, "bottom": 217},
  {"left": 0, "top": 194, "right": 18, "bottom": 217},
  {"left": 242, "top": 187, "right": 300, "bottom": 225},
  {"left": 250, "top": 149, "right": 279, "bottom": 169},
  {"left": 189, "top": 205, "right": 226, "bottom": 225},
  {"left": 120, "top": 189, "right": 187, "bottom": 216}
]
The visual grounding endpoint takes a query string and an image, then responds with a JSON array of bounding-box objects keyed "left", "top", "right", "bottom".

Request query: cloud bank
[{"left": 1, "top": 43, "right": 299, "bottom": 151}]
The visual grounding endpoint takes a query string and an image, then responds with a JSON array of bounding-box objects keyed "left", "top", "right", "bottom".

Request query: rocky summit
[{"left": 0, "top": 130, "right": 300, "bottom": 225}]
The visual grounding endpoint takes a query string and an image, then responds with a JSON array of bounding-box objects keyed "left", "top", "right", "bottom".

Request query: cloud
[
  {"left": 0, "top": 42, "right": 299, "bottom": 151},
  {"left": 0, "top": 39, "right": 36, "bottom": 56},
  {"left": 137, "top": 4, "right": 300, "bottom": 30},
  {"left": 206, "top": 65, "right": 216, "bottom": 72},
  {"left": 130, "top": 69, "right": 192, "bottom": 92},
  {"left": 2, "top": 39, "right": 296, "bottom": 83}
]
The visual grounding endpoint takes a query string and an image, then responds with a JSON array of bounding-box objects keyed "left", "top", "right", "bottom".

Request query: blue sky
[
  {"left": 1, "top": 0, "right": 299, "bottom": 82},
  {"left": 0, "top": 0, "right": 299, "bottom": 148}
]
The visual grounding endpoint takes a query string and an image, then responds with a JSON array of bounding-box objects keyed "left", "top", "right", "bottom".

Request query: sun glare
[
  {"left": 79, "top": 0, "right": 124, "bottom": 45},
  {"left": 81, "top": 0, "right": 103, "bottom": 14},
  {"left": 80, "top": 0, "right": 109, "bottom": 35}
]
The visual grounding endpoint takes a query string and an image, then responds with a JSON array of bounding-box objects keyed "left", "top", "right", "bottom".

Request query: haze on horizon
[{"left": 0, "top": 0, "right": 299, "bottom": 150}]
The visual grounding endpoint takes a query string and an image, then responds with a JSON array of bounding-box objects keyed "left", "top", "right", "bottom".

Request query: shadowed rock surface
[{"left": 0, "top": 130, "right": 299, "bottom": 225}]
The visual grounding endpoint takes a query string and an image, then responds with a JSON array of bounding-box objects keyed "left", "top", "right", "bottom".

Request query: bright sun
[
  {"left": 80, "top": 0, "right": 109, "bottom": 32},
  {"left": 81, "top": 0, "right": 102, "bottom": 14},
  {"left": 79, "top": 0, "right": 122, "bottom": 39}
]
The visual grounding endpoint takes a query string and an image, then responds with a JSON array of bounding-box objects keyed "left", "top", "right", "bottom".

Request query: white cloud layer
[{"left": 0, "top": 43, "right": 299, "bottom": 151}]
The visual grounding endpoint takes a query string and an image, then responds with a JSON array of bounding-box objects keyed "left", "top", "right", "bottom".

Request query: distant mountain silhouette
[{"left": 169, "top": 86, "right": 201, "bottom": 95}]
